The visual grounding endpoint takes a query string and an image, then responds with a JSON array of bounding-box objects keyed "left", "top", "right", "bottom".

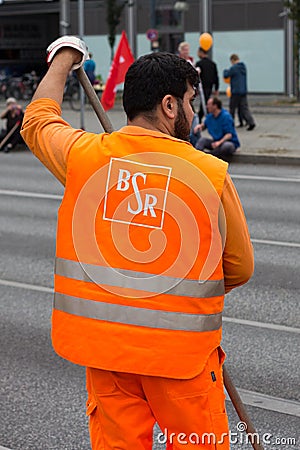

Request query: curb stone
[{"left": 228, "top": 152, "right": 300, "bottom": 166}]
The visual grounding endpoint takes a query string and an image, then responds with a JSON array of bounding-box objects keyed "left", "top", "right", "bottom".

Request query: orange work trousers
[{"left": 86, "top": 347, "right": 229, "bottom": 449}]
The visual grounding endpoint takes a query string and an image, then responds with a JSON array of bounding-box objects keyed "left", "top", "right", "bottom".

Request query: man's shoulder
[
  {"left": 194, "top": 151, "right": 228, "bottom": 189},
  {"left": 220, "top": 108, "right": 231, "bottom": 118},
  {"left": 234, "top": 62, "right": 246, "bottom": 72},
  {"left": 200, "top": 57, "right": 214, "bottom": 66},
  {"left": 219, "top": 109, "right": 233, "bottom": 124}
]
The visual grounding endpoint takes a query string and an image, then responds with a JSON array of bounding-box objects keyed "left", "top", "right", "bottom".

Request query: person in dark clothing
[
  {"left": 223, "top": 54, "right": 255, "bottom": 130},
  {"left": 0, "top": 97, "right": 25, "bottom": 152},
  {"left": 195, "top": 47, "right": 219, "bottom": 122}
]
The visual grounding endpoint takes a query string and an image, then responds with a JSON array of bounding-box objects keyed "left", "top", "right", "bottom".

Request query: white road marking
[
  {"left": 252, "top": 238, "right": 300, "bottom": 248},
  {"left": 0, "top": 189, "right": 62, "bottom": 200},
  {"left": 0, "top": 390, "right": 299, "bottom": 450},
  {"left": 226, "top": 388, "right": 300, "bottom": 417},
  {"left": 0, "top": 279, "right": 299, "bottom": 336},
  {"left": 1, "top": 390, "right": 299, "bottom": 450},
  {"left": 0, "top": 191, "right": 300, "bottom": 249},
  {"left": 231, "top": 174, "right": 300, "bottom": 183},
  {"left": 0, "top": 279, "right": 299, "bottom": 418},
  {"left": 0, "top": 279, "right": 53, "bottom": 293},
  {"left": 223, "top": 316, "right": 300, "bottom": 334}
]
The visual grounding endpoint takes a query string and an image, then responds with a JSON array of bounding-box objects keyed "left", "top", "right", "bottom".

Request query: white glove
[{"left": 46, "top": 36, "right": 89, "bottom": 70}]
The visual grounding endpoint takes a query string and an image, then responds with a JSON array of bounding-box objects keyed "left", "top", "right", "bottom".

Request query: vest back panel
[{"left": 53, "top": 128, "right": 228, "bottom": 378}]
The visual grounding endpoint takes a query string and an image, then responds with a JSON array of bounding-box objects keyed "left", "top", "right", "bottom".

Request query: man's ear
[{"left": 162, "top": 95, "right": 176, "bottom": 118}]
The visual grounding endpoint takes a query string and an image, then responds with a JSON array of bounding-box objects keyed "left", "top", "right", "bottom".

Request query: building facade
[{"left": 0, "top": 0, "right": 294, "bottom": 94}]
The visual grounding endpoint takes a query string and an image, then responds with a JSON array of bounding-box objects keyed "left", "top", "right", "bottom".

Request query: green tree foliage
[
  {"left": 285, "top": 0, "right": 300, "bottom": 46},
  {"left": 106, "top": 0, "right": 127, "bottom": 60},
  {"left": 284, "top": 0, "right": 300, "bottom": 97},
  {"left": 285, "top": 0, "right": 300, "bottom": 22}
]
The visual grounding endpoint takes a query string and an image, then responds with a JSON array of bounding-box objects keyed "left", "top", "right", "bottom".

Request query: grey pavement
[
  {"left": 1, "top": 94, "right": 300, "bottom": 165},
  {"left": 193, "top": 93, "right": 300, "bottom": 165},
  {"left": 63, "top": 93, "right": 300, "bottom": 166},
  {"left": 1, "top": 99, "right": 299, "bottom": 449},
  {"left": 221, "top": 94, "right": 300, "bottom": 165}
]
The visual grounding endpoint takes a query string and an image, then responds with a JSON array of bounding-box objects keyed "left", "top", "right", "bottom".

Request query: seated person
[
  {"left": 0, "top": 97, "right": 25, "bottom": 153},
  {"left": 194, "top": 96, "right": 240, "bottom": 158},
  {"left": 189, "top": 112, "right": 200, "bottom": 147}
]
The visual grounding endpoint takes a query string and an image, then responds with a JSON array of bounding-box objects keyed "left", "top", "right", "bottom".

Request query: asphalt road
[{"left": 0, "top": 152, "right": 299, "bottom": 450}]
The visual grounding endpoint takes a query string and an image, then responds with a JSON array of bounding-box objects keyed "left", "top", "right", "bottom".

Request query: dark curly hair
[{"left": 123, "top": 52, "right": 199, "bottom": 121}]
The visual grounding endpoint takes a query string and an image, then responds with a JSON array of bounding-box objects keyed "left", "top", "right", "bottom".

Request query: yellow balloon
[
  {"left": 199, "top": 33, "right": 213, "bottom": 51},
  {"left": 223, "top": 77, "right": 230, "bottom": 84},
  {"left": 226, "top": 86, "right": 231, "bottom": 98}
]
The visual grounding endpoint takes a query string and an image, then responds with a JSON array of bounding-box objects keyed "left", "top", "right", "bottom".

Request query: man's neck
[
  {"left": 128, "top": 116, "right": 172, "bottom": 136},
  {"left": 213, "top": 109, "right": 221, "bottom": 118}
]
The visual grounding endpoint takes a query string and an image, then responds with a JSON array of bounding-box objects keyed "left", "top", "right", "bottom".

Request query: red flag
[{"left": 101, "top": 31, "right": 134, "bottom": 111}]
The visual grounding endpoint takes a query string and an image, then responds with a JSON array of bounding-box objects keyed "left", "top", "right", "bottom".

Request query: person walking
[
  {"left": 194, "top": 96, "right": 240, "bottom": 159},
  {"left": 223, "top": 53, "right": 256, "bottom": 130},
  {"left": 21, "top": 36, "right": 254, "bottom": 450},
  {"left": 195, "top": 47, "right": 219, "bottom": 122}
]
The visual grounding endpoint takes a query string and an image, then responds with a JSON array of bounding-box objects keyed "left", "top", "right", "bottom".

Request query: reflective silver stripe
[
  {"left": 54, "top": 292, "right": 222, "bottom": 332},
  {"left": 55, "top": 257, "right": 224, "bottom": 298}
]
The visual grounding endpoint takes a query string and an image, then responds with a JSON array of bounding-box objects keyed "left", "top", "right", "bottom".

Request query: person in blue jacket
[
  {"left": 84, "top": 52, "right": 96, "bottom": 85},
  {"left": 223, "top": 54, "right": 255, "bottom": 130},
  {"left": 194, "top": 96, "right": 240, "bottom": 158}
]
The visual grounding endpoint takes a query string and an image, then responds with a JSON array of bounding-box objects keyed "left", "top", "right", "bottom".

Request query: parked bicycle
[
  {"left": 64, "top": 74, "right": 80, "bottom": 110},
  {"left": 64, "top": 73, "right": 103, "bottom": 111},
  {"left": 0, "top": 71, "right": 40, "bottom": 100}
]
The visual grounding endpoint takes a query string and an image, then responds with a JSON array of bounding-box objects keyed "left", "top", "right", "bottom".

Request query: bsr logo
[
  {"left": 104, "top": 158, "right": 172, "bottom": 229},
  {"left": 116, "top": 169, "right": 157, "bottom": 217}
]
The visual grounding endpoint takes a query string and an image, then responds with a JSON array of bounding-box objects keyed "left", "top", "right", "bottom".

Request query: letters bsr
[
  {"left": 104, "top": 158, "right": 172, "bottom": 229},
  {"left": 117, "top": 169, "right": 157, "bottom": 217}
]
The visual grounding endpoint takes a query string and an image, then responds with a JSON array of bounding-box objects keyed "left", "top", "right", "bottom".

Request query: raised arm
[
  {"left": 33, "top": 36, "right": 88, "bottom": 105},
  {"left": 21, "top": 37, "right": 89, "bottom": 185}
]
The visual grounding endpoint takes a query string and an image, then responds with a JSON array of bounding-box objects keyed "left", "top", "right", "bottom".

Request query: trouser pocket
[
  {"left": 207, "top": 347, "right": 229, "bottom": 449},
  {"left": 86, "top": 367, "right": 105, "bottom": 450},
  {"left": 86, "top": 395, "right": 105, "bottom": 449}
]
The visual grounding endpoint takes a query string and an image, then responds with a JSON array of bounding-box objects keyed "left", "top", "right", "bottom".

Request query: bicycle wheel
[{"left": 69, "top": 88, "right": 82, "bottom": 111}]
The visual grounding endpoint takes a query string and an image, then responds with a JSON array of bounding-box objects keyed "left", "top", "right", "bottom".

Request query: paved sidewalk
[
  {"left": 195, "top": 94, "right": 300, "bottom": 165},
  {"left": 219, "top": 112, "right": 300, "bottom": 165},
  {"left": 79, "top": 94, "right": 300, "bottom": 166},
  {"left": 2, "top": 95, "right": 300, "bottom": 165}
]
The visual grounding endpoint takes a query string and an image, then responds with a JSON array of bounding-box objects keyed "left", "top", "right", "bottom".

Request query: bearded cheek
[{"left": 174, "top": 102, "right": 191, "bottom": 141}]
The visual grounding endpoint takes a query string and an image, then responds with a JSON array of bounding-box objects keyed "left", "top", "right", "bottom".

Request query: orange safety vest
[{"left": 53, "top": 126, "right": 228, "bottom": 379}]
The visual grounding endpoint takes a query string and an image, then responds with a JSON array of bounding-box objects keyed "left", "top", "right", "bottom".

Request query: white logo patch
[{"left": 103, "top": 158, "right": 172, "bottom": 229}]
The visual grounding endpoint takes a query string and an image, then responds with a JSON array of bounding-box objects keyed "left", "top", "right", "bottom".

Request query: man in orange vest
[{"left": 21, "top": 36, "right": 254, "bottom": 449}]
